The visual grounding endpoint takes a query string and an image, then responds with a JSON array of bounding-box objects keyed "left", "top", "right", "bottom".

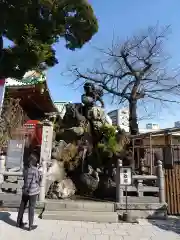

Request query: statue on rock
[
  {"left": 81, "top": 82, "right": 112, "bottom": 133},
  {"left": 46, "top": 82, "right": 131, "bottom": 200},
  {"left": 81, "top": 82, "right": 104, "bottom": 109}
]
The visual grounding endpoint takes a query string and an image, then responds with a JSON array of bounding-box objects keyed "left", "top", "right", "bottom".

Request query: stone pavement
[{"left": 0, "top": 212, "right": 180, "bottom": 240}]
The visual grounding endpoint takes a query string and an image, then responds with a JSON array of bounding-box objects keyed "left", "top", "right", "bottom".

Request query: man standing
[{"left": 16, "top": 151, "right": 42, "bottom": 231}]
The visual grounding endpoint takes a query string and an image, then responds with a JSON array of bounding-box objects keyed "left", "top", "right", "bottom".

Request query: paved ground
[{"left": 0, "top": 212, "right": 180, "bottom": 240}]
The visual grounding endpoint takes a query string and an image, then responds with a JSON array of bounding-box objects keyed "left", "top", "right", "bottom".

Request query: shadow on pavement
[
  {"left": 0, "top": 212, "right": 17, "bottom": 227},
  {"left": 0, "top": 212, "right": 38, "bottom": 231},
  {"left": 148, "top": 217, "right": 180, "bottom": 235}
]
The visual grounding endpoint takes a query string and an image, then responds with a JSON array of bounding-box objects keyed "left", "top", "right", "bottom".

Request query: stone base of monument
[
  {"left": 116, "top": 202, "right": 168, "bottom": 220},
  {"left": 0, "top": 193, "right": 168, "bottom": 223},
  {"left": 41, "top": 199, "right": 119, "bottom": 223},
  {"left": 42, "top": 210, "right": 119, "bottom": 223},
  {"left": 40, "top": 199, "right": 168, "bottom": 223}
]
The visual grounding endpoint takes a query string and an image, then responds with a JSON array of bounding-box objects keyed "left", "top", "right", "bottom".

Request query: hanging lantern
[
  {"left": 39, "top": 83, "right": 45, "bottom": 94},
  {"left": 40, "top": 87, "right": 45, "bottom": 94}
]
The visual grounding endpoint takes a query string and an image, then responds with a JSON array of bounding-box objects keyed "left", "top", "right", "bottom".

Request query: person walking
[{"left": 16, "top": 152, "right": 42, "bottom": 231}]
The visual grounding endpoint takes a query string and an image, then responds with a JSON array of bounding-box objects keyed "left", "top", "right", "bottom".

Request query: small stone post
[
  {"left": 157, "top": 160, "right": 165, "bottom": 203},
  {"left": 137, "top": 179, "right": 143, "bottom": 197},
  {"left": 0, "top": 155, "right": 5, "bottom": 192},
  {"left": 116, "top": 159, "right": 123, "bottom": 203},
  {"left": 39, "top": 121, "right": 54, "bottom": 202}
]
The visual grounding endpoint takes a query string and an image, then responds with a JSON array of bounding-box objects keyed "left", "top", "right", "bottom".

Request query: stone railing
[
  {"left": 0, "top": 154, "right": 165, "bottom": 205},
  {"left": 0, "top": 155, "right": 23, "bottom": 194},
  {"left": 116, "top": 159, "right": 165, "bottom": 204}
]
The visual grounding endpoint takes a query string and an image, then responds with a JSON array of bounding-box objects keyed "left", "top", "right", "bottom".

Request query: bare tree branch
[{"left": 69, "top": 24, "right": 179, "bottom": 134}]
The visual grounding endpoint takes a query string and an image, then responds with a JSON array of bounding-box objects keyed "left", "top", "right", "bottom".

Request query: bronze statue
[{"left": 81, "top": 82, "right": 104, "bottom": 108}]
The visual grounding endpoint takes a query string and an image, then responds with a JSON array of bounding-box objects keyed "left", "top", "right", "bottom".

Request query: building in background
[
  {"left": 175, "top": 121, "right": 180, "bottom": 128},
  {"left": 108, "top": 108, "right": 129, "bottom": 132},
  {"left": 54, "top": 101, "right": 72, "bottom": 119},
  {"left": 107, "top": 108, "right": 162, "bottom": 134},
  {"left": 139, "top": 123, "right": 160, "bottom": 133},
  {"left": 146, "top": 123, "right": 160, "bottom": 130}
]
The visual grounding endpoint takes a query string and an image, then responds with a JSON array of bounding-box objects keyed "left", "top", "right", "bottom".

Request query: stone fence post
[
  {"left": 39, "top": 121, "right": 54, "bottom": 202},
  {"left": 116, "top": 159, "right": 123, "bottom": 203},
  {"left": 157, "top": 160, "right": 165, "bottom": 203},
  {"left": 0, "top": 155, "right": 5, "bottom": 192},
  {"left": 137, "top": 179, "right": 143, "bottom": 197}
]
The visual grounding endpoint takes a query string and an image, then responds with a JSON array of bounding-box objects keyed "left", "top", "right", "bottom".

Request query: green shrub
[{"left": 97, "top": 124, "right": 119, "bottom": 154}]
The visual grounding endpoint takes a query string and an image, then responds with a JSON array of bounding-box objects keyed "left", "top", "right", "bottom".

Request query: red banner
[{"left": 0, "top": 79, "right": 5, "bottom": 86}]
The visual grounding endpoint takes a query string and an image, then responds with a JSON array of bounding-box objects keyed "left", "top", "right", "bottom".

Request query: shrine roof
[
  {"left": 5, "top": 71, "right": 58, "bottom": 118},
  {"left": 5, "top": 71, "right": 46, "bottom": 87}
]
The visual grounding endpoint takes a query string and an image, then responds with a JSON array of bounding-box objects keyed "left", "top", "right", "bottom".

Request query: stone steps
[
  {"left": 42, "top": 200, "right": 118, "bottom": 223},
  {"left": 45, "top": 200, "right": 115, "bottom": 212},
  {"left": 0, "top": 194, "right": 167, "bottom": 221},
  {"left": 42, "top": 210, "right": 119, "bottom": 223}
]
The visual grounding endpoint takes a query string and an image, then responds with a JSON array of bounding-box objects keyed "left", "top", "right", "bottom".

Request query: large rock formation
[{"left": 46, "top": 82, "right": 131, "bottom": 199}]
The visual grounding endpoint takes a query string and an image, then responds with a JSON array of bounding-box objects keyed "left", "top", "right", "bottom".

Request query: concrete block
[
  {"left": 45, "top": 200, "right": 115, "bottom": 212},
  {"left": 115, "top": 202, "right": 167, "bottom": 210},
  {"left": 42, "top": 210, "right": 119, "bottom": 223}
]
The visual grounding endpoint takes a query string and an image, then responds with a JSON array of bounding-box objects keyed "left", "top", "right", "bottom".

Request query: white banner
[
  {"left": 40, "top": 125, "right": 54, "bottom": 164},
  {"left": 0, "top": 79, "right": 5, "bottom": 115}
]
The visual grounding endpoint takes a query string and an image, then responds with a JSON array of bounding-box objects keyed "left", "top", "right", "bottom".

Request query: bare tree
[
  {"left": 0, "top": 98, "right": 24, "bottom": 148},
  {"left": 70, "top": 25, "right": 180, "bottom": 135}
]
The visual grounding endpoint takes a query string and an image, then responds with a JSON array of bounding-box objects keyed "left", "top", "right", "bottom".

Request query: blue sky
[
  {"left": 46, "top": 0, "right": 180, "bottom": 129},
  {"left": 5, "top": 0, "right": 180, "bottom": 129}
]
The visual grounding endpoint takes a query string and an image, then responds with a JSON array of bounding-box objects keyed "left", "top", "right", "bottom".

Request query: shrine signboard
[
  {"left": 120, "top": 167, "right": 132, "bottom": 186},
  {"left": 6, "top": 139, "right": 25, "bottom": 169},
  {"left": 40, "top": 124, "right": 53, "bottom": 164}
]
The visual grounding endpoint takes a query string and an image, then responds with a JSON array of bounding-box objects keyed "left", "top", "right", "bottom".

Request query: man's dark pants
[{"left": 17, "top": 194, "right": 37, "bottom": 227}]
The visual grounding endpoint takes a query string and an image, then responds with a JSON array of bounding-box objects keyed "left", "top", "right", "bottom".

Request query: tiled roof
[{"left": 6, "top": 71, "right": 46, "bottom": 87}]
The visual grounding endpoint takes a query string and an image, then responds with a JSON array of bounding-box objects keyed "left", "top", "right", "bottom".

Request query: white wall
[
  {"left": 108, "top": 108, "right": 129, "bottom": 132},
  {"left": 54, "top": 101, "right": 71, "bottom": 119}
]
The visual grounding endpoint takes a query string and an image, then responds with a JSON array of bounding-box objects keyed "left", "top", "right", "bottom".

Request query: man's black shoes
[{"left": 16, "top": 222, "right": 26, "bottom": 228}]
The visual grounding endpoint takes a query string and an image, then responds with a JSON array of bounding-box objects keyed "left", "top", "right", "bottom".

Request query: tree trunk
[{"left": 129, "top": 99, "right": 139, "bottom": 135}]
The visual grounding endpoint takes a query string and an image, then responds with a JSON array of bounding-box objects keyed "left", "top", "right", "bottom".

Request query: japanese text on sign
[
  {"left": 120, "top": 167, "right": 132, "bottom": 186},
  {"left": 40, "top": 125, "right": 53, "bottom": 163}
]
